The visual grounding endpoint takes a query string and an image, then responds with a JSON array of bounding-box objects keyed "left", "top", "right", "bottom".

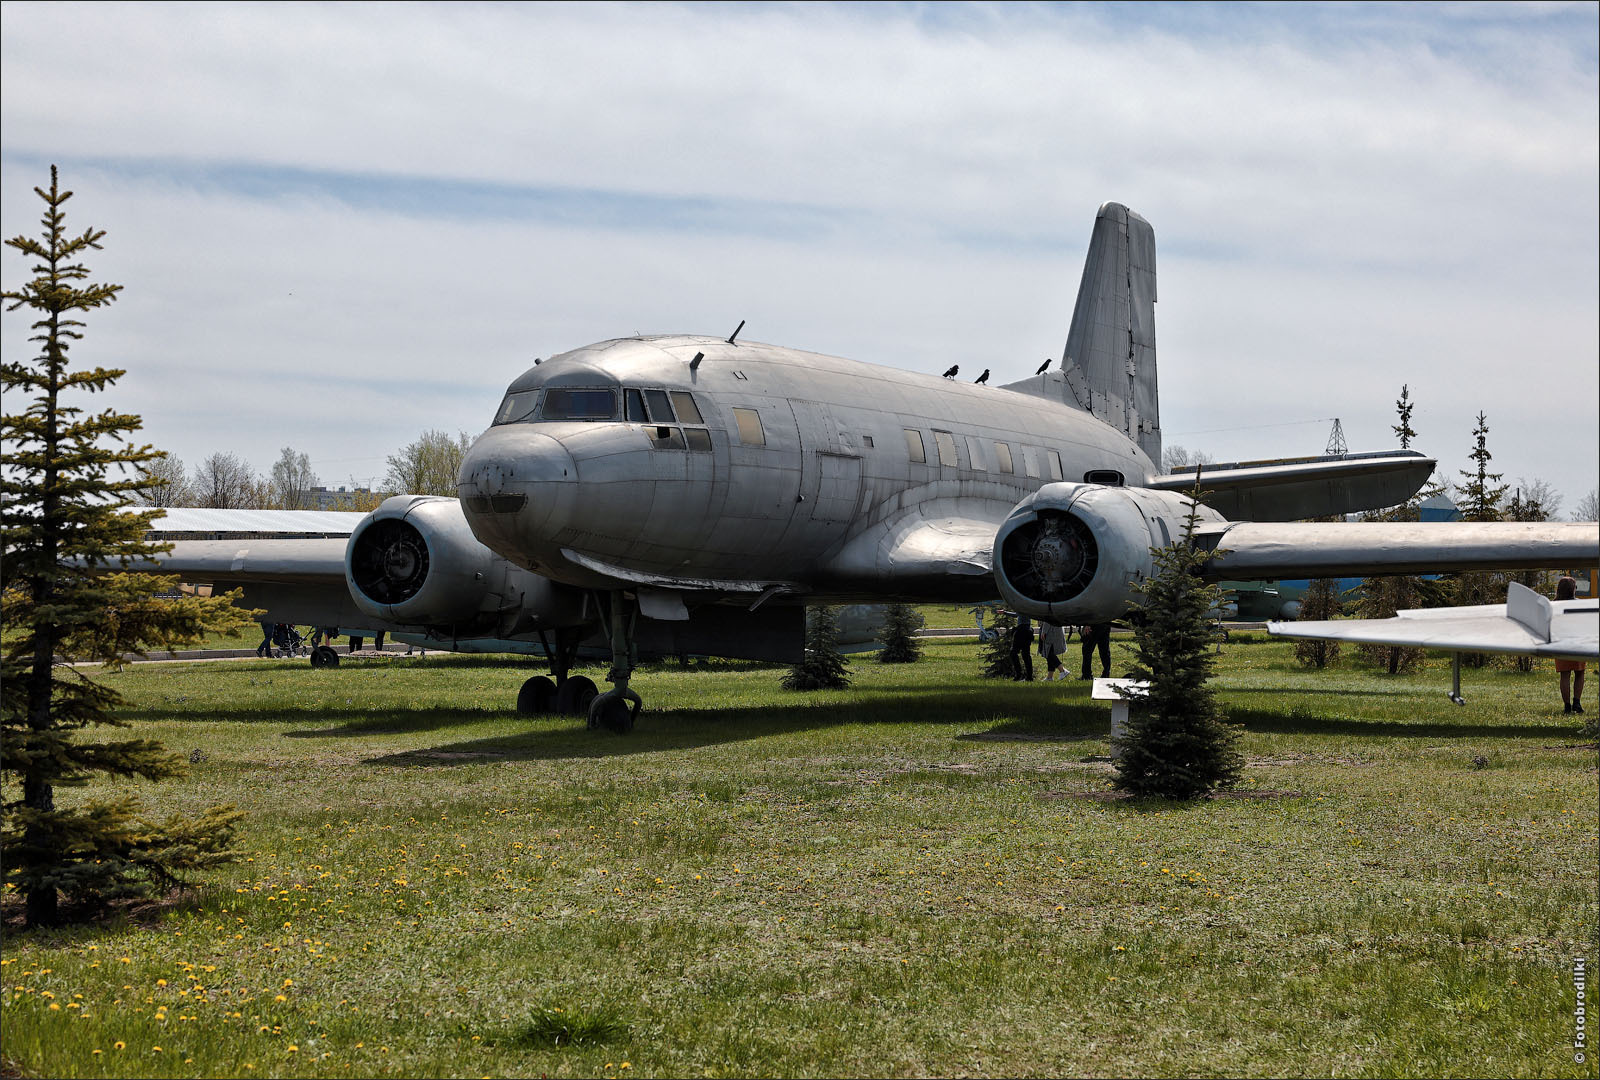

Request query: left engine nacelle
[
  {"left": 347, "top": 495, "right": 500, "bottom": 626},
  {"left": 992, "top": 483, "right": 1225, "bottom": 623}
]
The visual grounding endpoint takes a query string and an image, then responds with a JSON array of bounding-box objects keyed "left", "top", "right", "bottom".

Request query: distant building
[
  {"left": 1418, "top": 493, "right": 1462, "bottom": 522},
  {"left": 306, "top": 486, "right": 380, "bottom": 511}
]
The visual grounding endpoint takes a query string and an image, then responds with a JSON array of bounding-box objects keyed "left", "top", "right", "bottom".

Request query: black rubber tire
[
  {"left": 310, "top": 645, "right": 340, "bottom": 668},
  {"left": 517, "top": 675, "right": 556, "bottom": 715},
  {"left": 556, "top": 675, "right": 598, "bottom": 717},
  {"left": 589, "top": 692, "right": 635, "bottom": 733}
]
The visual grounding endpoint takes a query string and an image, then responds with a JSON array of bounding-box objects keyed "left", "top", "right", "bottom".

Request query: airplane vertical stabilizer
[{"left": 1059, "top": 202, "right": 1161, "bottom": 465}]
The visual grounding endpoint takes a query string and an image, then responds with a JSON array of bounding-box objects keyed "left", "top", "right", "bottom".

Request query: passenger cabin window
[
  {"left": 934, "top": 431, "right": 959, "bottom": 468},
  {"left": 1022, "top": 447, "right": 1040, "bottom": 479},
  {"left": 542, "top": 388, "right": 617, "bottom": 420},
  {"left": 965, "top": 436, "right": 988, "bottom": 471},
  {"left": 1047, "top": 449, "right": 1064, "bottom": 481},
  {"left": 993, "top": 441, "right": 1014, "bottom": 474},
  {"left": 905, "top": 428, "right": 926, "bottom": 464},
  {"left": 862, "top": 435, "right": 874, "bottom": 448},
  {"left": 734, "top": 408, "right": 766, "bottom": 446},
  {"left": 493, "top": 390, "right": 540, "bottom": 425},
  {"left": 1084, "top": 469, "right": 1125, "bottom": 486}
]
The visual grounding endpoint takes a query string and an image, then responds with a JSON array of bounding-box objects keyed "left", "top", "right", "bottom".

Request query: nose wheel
[{"left": 589, "top": 590, "right": 643, "bottom": 733}]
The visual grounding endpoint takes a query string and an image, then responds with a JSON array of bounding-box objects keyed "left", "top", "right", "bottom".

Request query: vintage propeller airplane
[{"left": 145, "top": 203, "right": 1598, "bottom": 730}]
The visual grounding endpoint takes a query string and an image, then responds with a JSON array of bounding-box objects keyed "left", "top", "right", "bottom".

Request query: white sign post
[{"left": 1092, "top": 677, "right": 1150, "bottom": 756}]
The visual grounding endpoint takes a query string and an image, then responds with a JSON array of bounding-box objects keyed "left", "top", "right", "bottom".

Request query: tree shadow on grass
[{"left": 1227, "top": 705, "right": 1573, "bottom": 740}]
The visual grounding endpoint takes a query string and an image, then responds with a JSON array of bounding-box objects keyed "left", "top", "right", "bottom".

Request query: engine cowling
[
  {"left": 992, "top": 483, "right": 1225, "bottom": 622},
  {"left": 346, "top": 495, "right": 502, "bottom": 626}
]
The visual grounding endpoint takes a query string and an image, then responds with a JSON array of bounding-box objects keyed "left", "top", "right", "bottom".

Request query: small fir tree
[
  {"left": 1354, "top": 385, "right": 1430, "bottom": 672},
  {"left": 876, "top": 603, "right": 923, "bottom": 664},
  {"left": 1112, "top": 494, "right": 1243, "bottom": 799},
  {"left": 1293, "top": 578, "right": 1344, "bottom": 669},
  {"left": 1453, "top": 411, "right": 1510, "bottom": 666},
  {"left": 2, "top": 168, "right": 250, "bottom": 926},
  {"left": 783, "top": 606, "right": 852, "bottom": 690},
  {"left": 1392, "top": 384, "right": 1417, "bottom": 449},
  {"left": 979, "top": 608, "right": 1019, "bottom": 679}
]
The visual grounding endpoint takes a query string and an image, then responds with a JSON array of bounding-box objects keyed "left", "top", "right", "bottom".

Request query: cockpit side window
[
  {"left": 669, "top": 391, "right": 704, "bottom": 425},
  {"left": 643, "top": 389, "right": 675, "bottom": 423},
  {"left": 493, "top": 390, "right": 540, "bottom": 426},
  {"left": 624, "top": 388, "right": 648, "bottom": 422},
  {"left": 541, "top": 388, "right": 617, "bottom": 420}
]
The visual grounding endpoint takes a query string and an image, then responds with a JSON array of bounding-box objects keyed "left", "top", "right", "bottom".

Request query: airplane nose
[{"left": 459, "top": 429, "right": 576, "bottom": 542}]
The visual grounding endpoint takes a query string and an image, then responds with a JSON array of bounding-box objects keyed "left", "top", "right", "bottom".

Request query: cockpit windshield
[
  {"left": 542, "top": 388, "right": 618, "bottom": 420},
  {"left": 492, "top": 386, "right": 706, "bottom": 431}
]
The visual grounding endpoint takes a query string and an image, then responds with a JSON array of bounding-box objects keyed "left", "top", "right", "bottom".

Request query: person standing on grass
[
  {"left": 1554, "top": 576, "right": 1587, "bottom": 714},
  {"left": 1009, "top": 612, "right": 1035, "bottom": 681},
  {"left": 255, "top": 617, "right": 274, "bottom": 658},
  {"left": 1039, "top": 621, "right": 1067, "bottom": 681},
  {"left": 1080, "top": 622, "right": 1112, "bottom": 680}
]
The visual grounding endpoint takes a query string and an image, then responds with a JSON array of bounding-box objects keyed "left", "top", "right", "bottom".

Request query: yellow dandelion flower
[
  {"left": 114, "top": 1042, "right": 126, "bottom": 1051},
  {"left": 287, "top": 1045, "right": 299, "bottom": 1053},
  {"left": 274, "top": 995, "right": 287, "bottom": 1002}
]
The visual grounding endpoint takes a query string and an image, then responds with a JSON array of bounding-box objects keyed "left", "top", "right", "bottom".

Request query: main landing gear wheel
[
  {"left": 588, "top": 690, "right": 640, "bottom": 733},
  {"left": 558, "top": 675, "right": 598, "bottom": 718},
  {"left": 517, "top": 675, "right": 556, "bottom": 715},
  {"left": 310, "top": 645, "right": 340, "bottom": 668}
]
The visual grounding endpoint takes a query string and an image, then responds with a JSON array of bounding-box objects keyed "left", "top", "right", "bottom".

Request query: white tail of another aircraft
[{"left": 1058, "top": 202, "right": 1161, "bottom": 465}]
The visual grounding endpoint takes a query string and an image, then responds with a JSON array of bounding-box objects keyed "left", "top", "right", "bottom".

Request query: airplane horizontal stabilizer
[
  {"left": 1267, "top": 582, "right": 1598, "bottom": 660},
  {"left": 1149, "top": 450, "right": 1435, "bottom": 521}
]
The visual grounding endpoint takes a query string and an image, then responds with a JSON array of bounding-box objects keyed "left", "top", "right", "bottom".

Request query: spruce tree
[
  {"left": 979, "top": 608, "right": 1019, "bottom": 679},
  {"left": 1293, "top": 578, "right": 1343, "bottom": 669},
  {"left": 1392, "top": 384, "right": 1417, "bottom": 449},
  {"left": 1112, "top": 495, "right": 1243, "bottom": 799},
  {"left": 1353, "top": 386, "right": 1428, "bottom": 673},
  {"left": 1453, "top": 412, "right": 1509, "bottom": 666},
  {"left": 782, "top": 606, "right": 852, "bottom": 690},
  {"left": 2, "top": 168, "right": 249, "bottom": 926},
  {"left": 876, "top": 603, "right": 923, "bottom": 664}
]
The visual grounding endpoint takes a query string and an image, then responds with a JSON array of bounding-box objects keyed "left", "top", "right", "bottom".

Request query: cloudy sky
[{"left": 3, "top": 1, "right": 1596, "bottom": 511}]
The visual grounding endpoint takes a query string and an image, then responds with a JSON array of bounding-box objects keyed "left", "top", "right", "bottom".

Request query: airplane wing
[
  {"left": 1194, "top": 520, "right": 1596, "bottom": 580},
  {"left": 1267, "top": 582, "right": 1599, "bottom": 660},
  {"left": 136, "top": 508, "right": 358, "bottom": 585},
  {"left": 826, "top": 504, "right": 997, "bottom": 587}
]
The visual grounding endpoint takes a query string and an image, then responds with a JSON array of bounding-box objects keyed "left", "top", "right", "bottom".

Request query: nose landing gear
[{"left": 589, "top": 590, "right": 643, "bottom": 733}]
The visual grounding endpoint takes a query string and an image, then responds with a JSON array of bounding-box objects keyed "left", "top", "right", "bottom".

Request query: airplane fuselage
[{"left": 459, "top": 334, "right": 1155, "bottom": 601}]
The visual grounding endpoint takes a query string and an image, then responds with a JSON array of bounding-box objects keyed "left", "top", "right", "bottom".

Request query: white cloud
[{"left": 2, "top": 1, "right": 1595, "bottom": 504}]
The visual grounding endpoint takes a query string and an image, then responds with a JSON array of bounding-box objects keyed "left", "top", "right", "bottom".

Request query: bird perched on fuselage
[
  {"left": 1035, "top": 358, "right": 1051, "bottom": 374},
  {"left": 974, "top": 369, "right": 990, "bottom": 384},
  {"left": 941, "top": 364, "right": 959, "bottom": 379}
]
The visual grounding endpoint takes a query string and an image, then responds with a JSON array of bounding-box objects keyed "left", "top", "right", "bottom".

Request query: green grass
[{"left": 4, "top": 639, "right": 1595, "bottom": 1078}]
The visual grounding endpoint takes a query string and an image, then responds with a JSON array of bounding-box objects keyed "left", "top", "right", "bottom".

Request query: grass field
[{"left": 3, "top": 638, "right": 1595, "bottom": 1078}]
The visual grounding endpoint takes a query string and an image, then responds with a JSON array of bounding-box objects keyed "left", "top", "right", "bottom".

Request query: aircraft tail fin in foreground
[{"left": 1060, "top": 202, "right": 1161, "bottom": 465}]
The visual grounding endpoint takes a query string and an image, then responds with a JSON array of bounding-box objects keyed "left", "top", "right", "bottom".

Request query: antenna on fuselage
[
  {"left": 726, "top": 320, "right": 745, "bottom": 345},
  {"left": 689, "top": 351, "right": 705, "bottom": 371}
]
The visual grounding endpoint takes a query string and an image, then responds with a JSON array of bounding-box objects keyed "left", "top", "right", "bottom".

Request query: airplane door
[{"left": 790, "top": 400, "right": 862, "bottom": 524}]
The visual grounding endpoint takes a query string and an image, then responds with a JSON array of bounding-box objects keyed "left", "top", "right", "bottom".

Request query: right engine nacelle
[{"left": 992, "top": 483, "right": 1225, "bottom": 623}]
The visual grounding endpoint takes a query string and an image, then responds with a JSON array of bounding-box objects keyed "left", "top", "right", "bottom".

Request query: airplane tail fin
[{"left": 1059, "top": 202, "right": 1161, "bottom": 466}]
